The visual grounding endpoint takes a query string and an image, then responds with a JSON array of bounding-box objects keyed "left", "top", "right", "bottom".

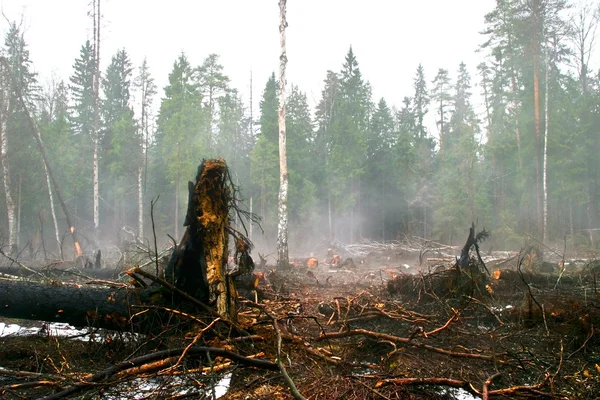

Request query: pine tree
[
  {"left": 434, "top": 63, "right": 484, "bottom": 243},
  {"left": 154, "top": 52, "right": 206, "bottom": 238},
  {"left": 329, "top": 47, "right": 371, "bottom": 242},
  {"left": 101, "top": 49, "right": 136, "bottom": 171},
  {"left": 100, "top": 49, "right": 137, "bottom": 234},
  {"left": 2, "top": 22, "right": 40, "bottom": 252},
  {"left": 314, "top": 70, "right": 339, "bottom": 238},
  {"left": 431, "top": 68, "right": 452, "bottom": 150},
  {"left": 198, "top": 53, "right": 230, "bottom": 150},
  {"left": 70, "top": 41, "right": 96, "bottom": 138},
  {"left": 413, "top": 64, "right": 429, "bottom": 140},
  {"left": 286, "top": 85, "right": 317, "bottom": 243},
  {"left": 217, "top": 88, "right": 250, "bottom": 177},
  {"left": 367, "top": 98, "right": 396, "bottom": 240},
  {"left": 250, "top": 74, "right": 279, "bottom": 240},
  {"left": 408, "top": 64, "right": 433, "bottom": 238}
]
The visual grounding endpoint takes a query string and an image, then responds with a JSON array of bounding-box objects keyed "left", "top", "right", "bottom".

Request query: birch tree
[
  {"left": 92, "top": 0, "right": 101, "bottom": 240},
  {"left": 543, "top": 50, "right": 549, "bottom": 243},
  {"left": 0, "top": 63, "right": 15, "bottom": 254},
  {"left": 277, "top": 0, "right": 289, "bottom": 268}
]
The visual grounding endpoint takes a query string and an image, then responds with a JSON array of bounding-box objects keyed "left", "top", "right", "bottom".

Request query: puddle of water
[
  {"left": 0, "top": 321, "right": 232, "bottom": 398},
  {"left": 439, "top": 386, "right": 480, "bottom": 400},
  {"left": 0, "top": 321, "right": 89, "bottom": 337},
  {"left": 101, "top": 372, "right": 231, "bottom": 399}
]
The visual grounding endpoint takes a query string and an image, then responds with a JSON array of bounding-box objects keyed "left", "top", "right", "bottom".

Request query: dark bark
[
  {"left": 0, "top": 280, "right": 151, "bottom": 331},
  {"left": 457, "top": 222, "right": 489, "bottom": 275}
]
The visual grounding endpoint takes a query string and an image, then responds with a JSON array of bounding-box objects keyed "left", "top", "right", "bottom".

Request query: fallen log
[{"left": 0, "top": 280, "right": 148, "bottom": 331}]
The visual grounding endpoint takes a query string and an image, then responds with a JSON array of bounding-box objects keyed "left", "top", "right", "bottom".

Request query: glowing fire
[
  {"left": 70, "top": 226, "right": 82, "bottom": 256},
  {"left": 74, "top": 241, "right": 82, "bottom": 257}
]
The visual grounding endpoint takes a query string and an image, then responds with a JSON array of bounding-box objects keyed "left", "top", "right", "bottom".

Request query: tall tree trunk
[
  {"left": 249, "top": 196, "right": 253, "bottom": 242},
  {"left": 137, "top": 162, "right": 143, "bottom": 241},
  {"left": 569, "top": 198, "right": 574, "bottom": 238},
  {"left": 175, "top": 168, "right": 180, "bottom": 241},
  {"left": 138, "top": 80, "right": 146, "bottom": 241},
  {"left": 423, "top": 206, "right": 427, "bottom": 239},
  {"left": 276, "top": 0, "right": 289, "bottom": 269},
  {"left": 328, "top": 192, "right": 333, "bottom": 241},
  {"left": 0, "top": 79, "right": 16, "bottom": 254},
  {"left": 532, "top": 0, "right": 544, "bottom": 239},
  {"left": 16, "top": 174, "right": 21, "bottom": 250},
  {"left": 350, "top": 207, "right": 354, "bottom": 243},
  {"left": 543, "top": 51, "right": 549, "bottom": 243},
  {"left": 510, "top": 75, "right": 523, "bottom": 171},
  {"left": 534, "top": 57, "right": 543, "bottom": 238},
  {"left": 92, "top": 0, "right": 101, "bottom": 241},
  {"left": 438, "top": 98, "right": 445, "bottom": 156},
  {"left": 382, "top": 168, "right": 386, "bottom": 241},
  {"left": 44, "top": 161, "right": 61, "bottom": 253}
]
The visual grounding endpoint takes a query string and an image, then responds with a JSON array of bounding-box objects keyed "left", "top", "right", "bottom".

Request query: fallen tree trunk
[
  {"left": 0, "top": 280, "right": 148, "bottom": 331},
  {"left": 0, "top": 159, "right": 257, "bottom": 330}
]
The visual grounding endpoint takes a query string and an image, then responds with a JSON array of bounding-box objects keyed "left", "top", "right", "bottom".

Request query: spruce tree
[
  {"left": 100, "top": 49, "right": 137, "bottom": 233},
  {"left": 250, "top": 74, "right": 279, "bottom": 238},
  {"left": 154, "top": 52, "right": 206, "bottom": 238},
  {"left": 431, "top": 68, "right": 452, "bottom": 150},
  {"left": 329, "top": 47, "right": 371, "bottom": 242}
]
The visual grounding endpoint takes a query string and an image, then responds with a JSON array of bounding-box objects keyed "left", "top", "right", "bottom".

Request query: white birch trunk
[
  {"left": 543, "top": 51, "right": 549, "bottom": 243},
  {"left": 138, "top": 83, "right": 146, "bottom": 241},
  {"left": 137, "top": 162, "right": 144, "bottom": 240},
  {"left": 93, "top": 138, "right": 99, "bottom": 234},
  {"left": 175, "top": 167, "right": 180, "bottom": 241},
  {"left": 0, "top": 90, "right": 15, "bottom": 253},
  {"left": 16, "top": 175, "right": 21, "bottom": 249},
  {"left": 44, "top": 161, "right": 61, "bottom": 251},
  {"left": 92, "top": 0, "right": 101, "bottom": 240},
  {"left": 276, "top": 0, "right": 289, "bottom": 268}
]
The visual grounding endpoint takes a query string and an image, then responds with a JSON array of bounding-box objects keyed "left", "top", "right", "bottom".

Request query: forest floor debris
[{"left": 1, "top": 244, "right": 599, "bottom": 399}]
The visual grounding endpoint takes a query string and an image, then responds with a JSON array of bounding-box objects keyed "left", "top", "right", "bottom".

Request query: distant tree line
[{"left": 0, "top": 0, "right": 599, "bottom": 257}]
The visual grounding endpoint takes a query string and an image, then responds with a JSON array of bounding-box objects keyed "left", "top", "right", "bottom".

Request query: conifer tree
[
  {"left": 2, "top": 22, "right": 39, "bottom": 252},
  {"left": 431, "top": 68, "right": 452, "bottom": 151},
  {"left": 155, "top": 53, "right": 206, "bottom": 238},
  {"left": 100, "top": 49, "right": 137, "bottom": 234}
]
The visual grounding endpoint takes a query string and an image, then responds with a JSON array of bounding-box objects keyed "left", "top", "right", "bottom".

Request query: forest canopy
[{"left": 0, "top": 0, "right": 599, "bottom": 257}]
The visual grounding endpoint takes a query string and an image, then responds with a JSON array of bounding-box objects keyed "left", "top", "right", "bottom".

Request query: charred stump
[
  {"left": 165, "top": 159, "right": 248, "bottom": 320},
  {"left": 0, "top": 159, "right": 257, "bottom": 329}
]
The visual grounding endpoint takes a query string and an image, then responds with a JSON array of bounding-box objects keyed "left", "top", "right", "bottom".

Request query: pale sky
[{"left": 0, "top": 0, "right": 496, "bottom": 132}]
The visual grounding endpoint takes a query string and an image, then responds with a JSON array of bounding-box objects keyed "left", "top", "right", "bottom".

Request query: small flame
[
  {"left": 70, "top": 226, "right": 75, "bottom": 234},
  {"left": 74, "top": 241, "right": 82, "bottom": 257}
]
